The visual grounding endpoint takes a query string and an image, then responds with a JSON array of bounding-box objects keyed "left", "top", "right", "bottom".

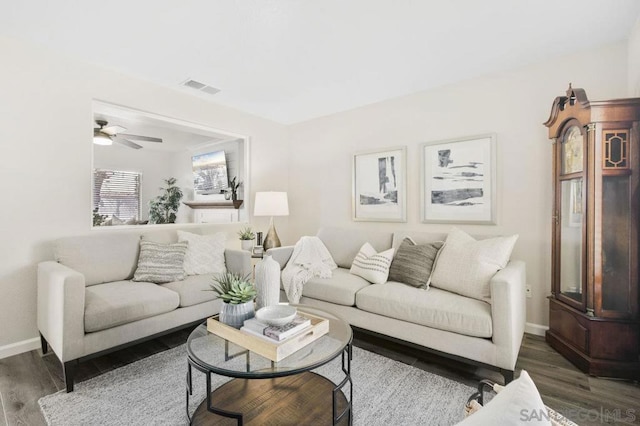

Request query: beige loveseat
[
  {"left": 270, "top": 227, "right": 526, "bottom": 383},
  {"left": 37, "top": 228, "right": 251, "bottom": 392}
]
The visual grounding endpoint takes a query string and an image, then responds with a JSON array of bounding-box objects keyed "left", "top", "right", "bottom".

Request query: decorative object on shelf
[
  {"left": 254, "top": 254, "right": 281, "bottom": 309},
  {"left": 149, "top": 177, "right": 184, "bottom": 224},
  {"left": 229, "top": 176, "right": 242, "bottom": 201},
  {"left": 254, "top": 192, "right": 289, "bottom": 250},
  {"left": 544, "top": 85, "right": 640, "bottom": 379},
  {"left": 208, "top": 272, "right": 256, "bottom": 328},
  {"left": 256, "top": 231, "right": 263, "bottom": 246},
  {"left": 352, "top": 146, "right": 407, "bottom": 222},
  {"left": 238, "top": 226, "right": 256, "bottom": 251},
  {"left": 420, "top": 134, "right": 496, "bottom": 224},
  {"left": 254, "top": 305, "right": 298, "bottom": 327}
]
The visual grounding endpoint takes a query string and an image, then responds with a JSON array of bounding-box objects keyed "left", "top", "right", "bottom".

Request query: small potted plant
[
  {"left": 208, "top": 272, "right": 256, "bottom": 328},
  {"left": 229, "top": 176, "right": 243, "bottom": 208},
  {"left": 238, "top": 226, "right": 256, "bottom": 251}
]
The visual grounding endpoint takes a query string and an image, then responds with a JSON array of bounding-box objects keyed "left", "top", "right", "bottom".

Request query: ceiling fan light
[{"left": 93, "top": 134, "right": 112, "bottom": 146}]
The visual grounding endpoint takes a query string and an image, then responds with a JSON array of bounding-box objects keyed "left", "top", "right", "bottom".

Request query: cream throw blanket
[{"left": 281, "top": 236, "right": 337, "bottom": 303}]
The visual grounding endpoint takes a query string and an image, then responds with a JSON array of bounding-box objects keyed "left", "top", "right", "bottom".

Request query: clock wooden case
[{"left": 544, "top": 85, "right": 640, "bottom": 379}]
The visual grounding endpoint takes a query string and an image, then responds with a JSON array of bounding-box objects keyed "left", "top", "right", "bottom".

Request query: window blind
[{"left": 93, "top": 169, "right": 141, "bottom": 223}]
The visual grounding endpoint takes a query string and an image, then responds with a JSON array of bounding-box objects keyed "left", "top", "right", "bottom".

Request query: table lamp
[{"left": 254, "top": 192, "right": 289, "bottom": 251}]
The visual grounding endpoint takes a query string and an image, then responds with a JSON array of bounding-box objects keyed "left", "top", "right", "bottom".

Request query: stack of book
[{"left": 241, "top": 315, "right": 312, "bottom": 342}]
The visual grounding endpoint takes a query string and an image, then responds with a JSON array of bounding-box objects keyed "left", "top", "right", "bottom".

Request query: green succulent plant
[
  {"left": 209, "top": 272, "right": 256, "bottom": 304},
  {"left": 237, "top": 226, "right": 255, "bottom": 240}
]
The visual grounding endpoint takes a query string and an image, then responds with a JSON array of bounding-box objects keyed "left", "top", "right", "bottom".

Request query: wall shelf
[{"left": 183, "top": 200, "right": 243, "bottom": 210}]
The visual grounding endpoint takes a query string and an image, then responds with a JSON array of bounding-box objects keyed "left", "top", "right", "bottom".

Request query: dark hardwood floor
[{"left": 1, "top": 330, "right": 639, "bottom": 425}]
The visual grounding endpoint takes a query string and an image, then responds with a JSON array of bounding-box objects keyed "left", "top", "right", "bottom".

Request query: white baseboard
[
  {"left": 0, "top": 337, "right": 40, "bottom": 360},
  {"left": 525, "top": 322, "right": 548, "bottom": 337}
]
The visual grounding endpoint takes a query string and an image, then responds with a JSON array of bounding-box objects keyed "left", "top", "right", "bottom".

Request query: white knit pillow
[
  {"left": 177, "top": 231, "right": 226, "bottom": 275},
  {"left": 430, "top": 228, "right": 518, "bottom": 301},
  {"left": 349, "top": 243, "right": 394, "bottom": 284}
]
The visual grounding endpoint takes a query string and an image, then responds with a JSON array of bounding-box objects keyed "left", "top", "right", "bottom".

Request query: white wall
[
  {"left": 286, "top": 42, "right": 629, "bottom": 327},
  {"left": 629, "top": 16, "right": 640, "bottom": 96},
  {"left": 0, "top": 35, "right": 288, "bottom": 350}
]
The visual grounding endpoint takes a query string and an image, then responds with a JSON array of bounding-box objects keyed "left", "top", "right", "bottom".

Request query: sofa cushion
[
  {"left": 161, "top": 273, "right": 218, "bottom": 307},
  {"left": 177, "top": 231, "right": 226, "bottom": 275},
  {"left": 132, "top": 240, "right": 188, "bottom": 284},
  {"left": 430, "top": 228, "right": 518, "bottom": 301},
  {"left": 349, "top": 243, "right": 394, "bottom": 284},
  {"left": 302, "top": 267, "right": 371, "bottom": 306},
  {"left": 55, "top": 233, "right": 141, "bottom": 286},
  {"left": 388, "top": 238, "right": 443, "bottom": 289},
  {"left": 355, "top": 282, "right": 493, "bottom": 338},
  {"left": 84, "top": 281, "right": 180, "bottom": 332},
  {"left": 317, "top": 227, "right": 392, "bottom": 268}
]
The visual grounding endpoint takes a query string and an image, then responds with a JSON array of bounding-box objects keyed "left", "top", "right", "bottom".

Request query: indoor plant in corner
[
  {"left": 238, "top": 226, "right": 256, "bottom": 251},
  {"left": 149, "top": 177, "right": 183, "bottom": 224},
  {"left": 209, "top": 272, "right": 256, "bottom": 328}
]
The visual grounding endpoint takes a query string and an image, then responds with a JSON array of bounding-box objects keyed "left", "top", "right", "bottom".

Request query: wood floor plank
[{"left": 0, "top": 351, "right": 55, "bottom": 426}]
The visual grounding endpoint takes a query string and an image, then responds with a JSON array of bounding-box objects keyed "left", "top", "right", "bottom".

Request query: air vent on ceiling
[{"left": 181, "top": 79, "right": 220, "bottom": 96}]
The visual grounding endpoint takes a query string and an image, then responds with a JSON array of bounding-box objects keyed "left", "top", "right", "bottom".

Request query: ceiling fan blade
[
  {"left": 114, "top": 137, "right": 143, "bottom": 149},
  {"left": 102, "top": 125, "right": 127, "bottom": 136},
  {"left": 118, "top": 133, "right": 163, "bottom": 143}
]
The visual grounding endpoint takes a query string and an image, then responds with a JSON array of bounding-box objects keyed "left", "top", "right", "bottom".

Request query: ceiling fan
[{"left": 93, "top": 120, "right": 163, "bottom": 149}]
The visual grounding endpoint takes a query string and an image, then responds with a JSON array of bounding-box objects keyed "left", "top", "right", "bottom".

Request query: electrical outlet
[{"left": 526, "top": 286, "right": 532, "bottom": 298}]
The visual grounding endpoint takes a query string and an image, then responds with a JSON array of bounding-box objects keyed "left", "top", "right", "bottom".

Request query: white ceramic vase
[
  {"left": 219, "top": 300, "right": 255, "bottom": 329},
  {"left": 240, "top": 239, "right": 254, "bottom": 251},
  {"left": 255, "top": 254, "right": 281, "bottom": 310}
]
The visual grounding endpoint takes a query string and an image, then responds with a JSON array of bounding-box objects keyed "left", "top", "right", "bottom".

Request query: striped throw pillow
[
  {"left": 349, "top": 242, "right": 394, "bottom": 284},
  {"left": 132, "top": 240, "right": 188, "bottom": 284}
]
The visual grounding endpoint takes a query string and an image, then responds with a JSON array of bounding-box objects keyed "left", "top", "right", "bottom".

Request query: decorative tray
[{"left": 206, "top": 310, "right": 329, "bottom": 362}]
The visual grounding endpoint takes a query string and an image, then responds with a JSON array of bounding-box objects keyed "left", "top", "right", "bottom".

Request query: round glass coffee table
[{"left": 186, "top": 304, "right": 353, "bottom": 425}]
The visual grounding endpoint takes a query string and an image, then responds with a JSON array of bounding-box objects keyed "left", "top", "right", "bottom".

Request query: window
[{"left": 93, "top": 169, "right": 141, "bottom": 226}]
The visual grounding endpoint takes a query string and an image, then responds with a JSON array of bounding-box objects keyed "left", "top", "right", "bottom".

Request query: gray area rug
[{"left": 39, "top": 345, "right": 474, "bottom": 425}]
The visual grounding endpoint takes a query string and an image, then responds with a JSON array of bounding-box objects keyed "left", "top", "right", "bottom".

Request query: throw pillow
[
  {"left": 457, "top": 371, "right": 550, "bottom": 425},
  {"left": 430, "top": 228, "right": 518, "bottom": 301},
  {"left": 132, "top": 240, "right": 188, "bottom": 284},
  {"left": 177, "top": 230, "right": 226, "bottom": 275},
  {"left": 349, "top": 242, "right": 394, "bottom": 284},
  {"left": 388, "top": 237, "right": 444, "bottom": 289}
]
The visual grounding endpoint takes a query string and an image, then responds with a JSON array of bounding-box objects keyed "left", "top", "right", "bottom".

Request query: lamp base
[{"left": 263, "top": 218, "right": 281, "bottom": 251}]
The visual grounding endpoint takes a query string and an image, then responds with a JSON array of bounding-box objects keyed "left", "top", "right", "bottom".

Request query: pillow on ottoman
[
  {"left": 430, "top": 228, "right": 518, "bottom": 301},
  {"left": 458, "top": 371, "right": 550, "bottom": 425},
  {"left": 133, "top": 240, "right": 188, "bottom": 283},
  {"left": 388, "top": 237, "right": 443, "bottom": 289}
]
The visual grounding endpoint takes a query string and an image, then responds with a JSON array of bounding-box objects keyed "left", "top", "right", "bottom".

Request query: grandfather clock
[{"left": 544, "top": 85, "right": 640, "bottom": 379}]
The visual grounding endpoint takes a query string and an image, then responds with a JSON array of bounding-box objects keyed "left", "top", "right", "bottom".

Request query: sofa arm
[
  {"left": 224, "top": 249, "right": 252, "bottom": 276},
  {"left": 490, "top": 260, "right": 526, "bottom": 371},
  {"left": 266, "top": 246, "right": 294, "bottom": 269},
  {"left": 37, "top": 261, "right": 86, "bottom": 362}
]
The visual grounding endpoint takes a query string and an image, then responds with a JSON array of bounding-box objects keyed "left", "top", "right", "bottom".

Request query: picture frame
[
  {"left": 420, "top": 134, "right": 496, "bottom": 224},
  {"left": 352, "top": 146, "right": 407, "bottom": 222}
]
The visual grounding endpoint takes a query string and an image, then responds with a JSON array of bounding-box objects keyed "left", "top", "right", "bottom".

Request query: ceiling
[
  {"left": 94, "top": 102, "right": 236, "bottom": 153},
  {"left": 2, "top": 1, "right": 640, "bottom": 124}
]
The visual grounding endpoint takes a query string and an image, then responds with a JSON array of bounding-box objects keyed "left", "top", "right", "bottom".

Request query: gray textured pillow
[
  {"left": 388, "top": 238, "right": 444, "bottom": 288},
  {"left": 132, "top": 240, "right": 188, "bottom": 284}
]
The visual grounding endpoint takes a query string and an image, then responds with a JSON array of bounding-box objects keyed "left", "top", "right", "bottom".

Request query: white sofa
[
  {"left": 37, "top": 228, "right": 251, "bottom": 392},
  {"left": 269, "top": 227, "right": 526, "bottom": 383}
]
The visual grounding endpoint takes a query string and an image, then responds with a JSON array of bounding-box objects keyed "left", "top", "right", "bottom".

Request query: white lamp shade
[{"left": 254, "top": 192, "right": 289, "bottom": 216}]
